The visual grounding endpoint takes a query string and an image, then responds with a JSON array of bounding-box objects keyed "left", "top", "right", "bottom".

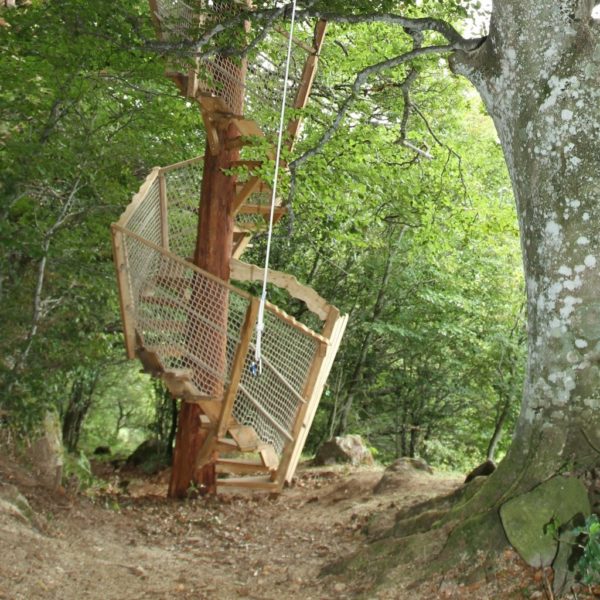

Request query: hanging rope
[{"left": 254, "top": 0, "right": 298, "bottom": 375}]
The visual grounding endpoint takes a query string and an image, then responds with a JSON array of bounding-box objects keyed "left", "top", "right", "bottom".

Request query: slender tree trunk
[
  {"left": 62, "top": 371, "right": 99, "bottom": 453},
  {"left": 335, "top": 240, "right": 395, "bottom": 435}
]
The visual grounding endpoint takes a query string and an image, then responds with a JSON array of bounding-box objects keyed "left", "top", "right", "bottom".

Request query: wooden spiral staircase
[{"left": 111, "top": 1, "right": 346, "bottom": 495}]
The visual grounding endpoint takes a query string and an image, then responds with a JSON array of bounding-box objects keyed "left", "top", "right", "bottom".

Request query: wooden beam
[
  {"left": 273, "top": 24, "right": 317, "bottom": 55},
  {"left": 232, "top": 233, "right": 252, "bottom": 260},
  {"left": 216, "top": 476, "right": 279, "bottom": 491},
  {"left": 216, "top": 459, "right": 272, "bottom": 475},
  {"left": 230, "top": 258, "right": 331, "bottom": 321},
  {"left": 217, "top": 297, "right": 260, "bottom": 437},
  {"left": 287, "top": 19, "right": 328, "bottom": 147},
  {"left": 200, "top": 110, "right": 221, "bottom": 155},
  {"left": 233, "top": 176, "right": 262, "bottom": 213},
  {"left": 284, "top": 309, "right": 349, "bottom": 484},
  {"left": 110, "top": 227, "right": 137, "bottom": 359},
  {"left": 228, "top": 424, "right": 261, "bottom": 452},
  {"left": 159, "top": 172, "right": 169, "bottom": 250}
]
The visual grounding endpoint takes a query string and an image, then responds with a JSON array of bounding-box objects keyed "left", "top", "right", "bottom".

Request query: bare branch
[
  {"left": 289, "top": 43, "right": 454, "bottom": 178},
  {"left": 310, "top": 12, "right": 484, "bottom": 51}
]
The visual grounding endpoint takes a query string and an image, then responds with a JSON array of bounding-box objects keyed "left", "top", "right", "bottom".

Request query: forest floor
[{"left": 0, "top": 450, "right": 597, "bottom": 600}]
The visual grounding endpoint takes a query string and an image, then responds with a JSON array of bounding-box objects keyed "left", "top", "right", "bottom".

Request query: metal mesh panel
[
  {"left": 123, "top": 179, "right": 162, "bottom": 246},
  {"left": 233, "top": 309, "right": 319, "bottom": 454},
  {"left": 115, "top": 156, "right": 328, "bottom": 460},
  {"left": 164, "top": 162, "right": 204, "bottom": 260},
  {"left": 123, "top": 230, "right": 251, "bottom": 395},
  {"left": 153, "top": 1, "right": 315, "bottom": 127}
]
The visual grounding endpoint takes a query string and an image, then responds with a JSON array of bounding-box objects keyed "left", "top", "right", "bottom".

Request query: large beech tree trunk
[{"left": 452, "top": 0, "right": 600, "bottom": 489}]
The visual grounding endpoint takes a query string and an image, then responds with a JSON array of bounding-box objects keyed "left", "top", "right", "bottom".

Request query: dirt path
[{"left": 0, "top": 455, "right": 589, "bottom": 599}]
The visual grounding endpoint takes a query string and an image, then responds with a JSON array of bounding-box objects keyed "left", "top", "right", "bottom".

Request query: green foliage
[
  {"left": 63, "top": 451, "right": 97, "bottom": 491},
  {"left": 573, "top": 514, "right": 600, "bottom": 585}
]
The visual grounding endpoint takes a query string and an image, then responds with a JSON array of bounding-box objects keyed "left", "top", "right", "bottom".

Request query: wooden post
[
  {"left": 278, "top": 307, "right": 348, "bottom": 486},
  {"left": 159, "top": 172, "right": 169, "bottom": 250},
  {"left": 110, "top": 227, "right": 137, "bottom": 359},
  {"left": 218, "top": 297, "right": 259, "bottom": 437}
]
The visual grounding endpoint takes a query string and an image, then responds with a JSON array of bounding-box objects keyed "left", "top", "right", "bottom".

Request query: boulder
[
  {"left": 313, "top": 435, "right": 374, "bottom": 467},
  {"left": 0, "top": 483, "right": 34, "bottom": 524},
  {"left": 125, "top": 439, "right": 167, "bottom": 473},
  {"left": 499, "top": 476, "right": 590, "bottom": 569},
  {"left": 29, "top": 411, "right": 63, "bottom": 489},
  {"left": 373, "top": 457, "right": 434, "bottom": 495}
]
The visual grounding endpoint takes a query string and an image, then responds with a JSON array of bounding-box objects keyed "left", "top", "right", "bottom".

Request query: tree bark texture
[
  {"left": 168, "top": 123, "right": 240, "bottom": 498},
  {"left": 452, "top": 1, "right": 600, "bottom": 486}
]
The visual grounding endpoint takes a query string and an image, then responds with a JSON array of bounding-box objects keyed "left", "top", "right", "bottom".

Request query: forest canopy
[{"left": 0, "top": 0, "right": 523, "bottom": 470}]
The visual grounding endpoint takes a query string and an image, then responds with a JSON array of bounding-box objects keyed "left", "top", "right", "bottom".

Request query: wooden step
[
  {"left": 259, "top": 444, "right": 280, "bottom": 472},
  {"left": 215, "top": 437, "right": 239, "bottom": 453},
  {"left": 216, "top": 459, "right": 272, "bottom": 475},
  {"left": 228, "top": 425, "right": 260, "bottom": 452},
  {"left": 136, "top": 347, "right": 165, "bottom": 377},
  {"left": 216, "top": 475, "right": 279, "bottom": 491}
]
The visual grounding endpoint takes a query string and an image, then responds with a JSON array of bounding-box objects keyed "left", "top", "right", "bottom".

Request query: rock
[
  {"left": 373, "top": 457, "right": 434, "bottom": 495},
  {"left": 313, "top": 435, "right": 374, "bottom": 467},
  {"left": 464, "top": 459, "right": 496, "bottom": 483},
  {"left": 0, "top": 483, "right": 34, "bottom": 524},
  {"left": 125, "top": 439, "right": 167, "bottom": 473},
  {"left": 499, "top": 476, "right": 591, "bottom": 568},
  {"left": 29, "top": 410, "right": 63, "bottom": 489}
]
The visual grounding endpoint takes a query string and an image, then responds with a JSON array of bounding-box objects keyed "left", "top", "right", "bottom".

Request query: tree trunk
[
  {"left": 452, "top": 0, "right": 600, "bottom": 489},
  {"left": 62, "top": 371, "right": 99, "bottom": 453},
  {"left": 168, "top": 123, "right": 240, "bottom": 498}
]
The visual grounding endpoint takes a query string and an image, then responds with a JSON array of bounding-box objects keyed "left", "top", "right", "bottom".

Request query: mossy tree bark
[
  {"left": 323, "top": 1, "right": 600, "bottom": 592},
  {"left": 451, "top": 0, "right": 600, "bottom": 493}
]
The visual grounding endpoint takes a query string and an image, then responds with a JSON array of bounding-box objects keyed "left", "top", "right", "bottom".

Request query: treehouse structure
[{"left": 111, "top": 0, "right": 347, "bottom": 494}]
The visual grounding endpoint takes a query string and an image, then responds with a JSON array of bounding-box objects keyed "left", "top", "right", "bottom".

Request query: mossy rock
[{"left": 499, "top": 476, "right": 590, "bottom": 568}]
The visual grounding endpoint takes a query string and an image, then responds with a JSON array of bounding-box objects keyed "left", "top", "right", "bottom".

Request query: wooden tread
[
  {"left": 216, "top": 459, "right": 272, "bottom": 475},
  {"left": 216, "top": 475, "right": 279, "bottom": 491}
]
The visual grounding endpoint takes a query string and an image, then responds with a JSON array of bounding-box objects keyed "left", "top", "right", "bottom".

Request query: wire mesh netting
[
  {"left": 152, "top": 0, "right": 317, "bottom": 131},
  {"left": 115, "top": 158, "right": 325, "bottom": 454}
]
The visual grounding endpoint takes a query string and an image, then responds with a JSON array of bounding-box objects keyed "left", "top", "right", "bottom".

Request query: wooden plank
[
  {"left": 218, "top": 297, "right": 260, "bottom": 437},
  {"left": 216, "top": 459, "right": 271, "bottom": 475},
  {"left": 159, "top": 172, "right": 169, "bottom": 250},
  {"left": 215, "top": 437, "right": 239, "bottom": 453},
  {"left": 200, "top": 110, "right": 221, "bottom": 155},
  {"left": 196, "top": 94, "right": 235, "bottom": 116},
  {"left": 230, "top": 159, "right": 263, "bottom": 170},
  {"left": 216, "top": 476, "right": 279, "bottom": 491},
  {"left": 136, "top": 346, "right": 165, "bottom": 376},
  {"left": 228, "top": 425, "right": 260, "bottom": 452},
  {"left": 259, "top": 444, "right": 280, "bottom": 471},
  {"left": 187, "top": 66, "right": 199, "bottom": 98},
  {"left": 116, "top": 168, "right": 160, "bottom": 228},
  {"left": 230, "top": 258, "right": 331, "bottom": 321},
  {"left": 284, "top": 309, "right": 349, "bottom": 484},
  {"left": 159, "top": 155, "right": 204, "bottom": 174},
  {"left": 232, "top": 233, "right": 252, "bottom": 260},
  {"left": 273, "top": 24, "right": 316, "bottom": 55},
  {"left": 287, "top": 19, "right": 328, "bottom": 147},
  {"left": 110, "top": 227, "right": 137, "bottom": 359},
  {"left": 239, "top": 204, "right": 287, "bottom": 218},
  {"left": 231, "top": 118, "right": 264, "bottom": 138}
]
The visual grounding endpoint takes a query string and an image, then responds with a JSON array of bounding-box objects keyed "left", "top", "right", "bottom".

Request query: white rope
[{"left": 254, "top": 0, "right": 298, "bottom": 374}]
